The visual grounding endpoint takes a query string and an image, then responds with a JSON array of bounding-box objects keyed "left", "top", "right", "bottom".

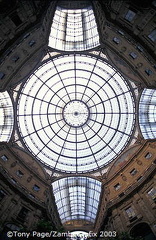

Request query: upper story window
[
  {"left": 0, "top": 189, "right": 7, "bottom": 201},
  {"left": 29, "top": 40, "right": 36, "bottom": 47},
  {"left": 113, "top": 37, "right": 120, "bottom": 44},
  {"left": 145, "top": 152, "right": 152, "bottom": 159},
  {"left": 118, "top": 30, "right": 124, "bottom": 36},
  {"left": 148, "top": 29, "right": 156, "bottom": 42},
  {"left": 33, "top": 185, "right": 40, "bottom": 192},
  {"left": 16, "top": 207, "right": 29, "bottom": 223},
  {"left": 145, "top": 69, "right": 153, "bottom": 76},
  {"left": 11, "top": 56, "right": 19, "bottom": 63},
  {"left": 29, "top": 193, "right": 35, "bottom": 199},
  {"left": 114, "top": 183, "right": 121, "bottom": 191},
  {"left": 147, "top": 188, "right": 156, "bottom": 201},
  {"left": 129, "top": 52, "right": 137, "bottom": 59},
  {"left": 130, "top": 168, "right": 137, "bottom": 176},
  {"left": 1, "top": 155, "right": 8, "bottom": 162},
  {"left": 137, "top": 45, "right": 143, "bottom": 52},
  {"left": 48, "top": 5, "right": 100, "bottom": 51},
  {"left": 10, "top": 12, "right": 22, "bottom": 27},
  {"left": 124, "top": 9, "right": 136, "bottom": 22},
  {"left": 11, "top": 178, "right": 17, "bottom": 184},
  {"left": 125, "top": 206, "right": 136, "bottom": 219},
  {"left": 0, "top": 72, "right": 5, "bottom": 80},
  {"left": 16, "top": 170, "right": 24, "bottom": 178}
]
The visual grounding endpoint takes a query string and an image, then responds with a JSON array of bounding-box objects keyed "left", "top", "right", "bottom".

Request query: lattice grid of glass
[
  {"left": 52, "top": 177, "right": 101, "bottom": 223},
  {"left": 48, "top": 6, "right": 99, "bottom": 51},
  {"left": 139, "top": 89, "right": 156, "bottom": 139},
  {"left": 0, "top": 92, "right": 14, "bottom": 142},
  {"left": 17, "top": 54, "right": 135, "bottom": 173}
]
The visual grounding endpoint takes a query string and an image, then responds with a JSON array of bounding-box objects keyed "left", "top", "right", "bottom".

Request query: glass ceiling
[
  {"left": 0, "top": 91, "right": 14, "bottom": 142},
  {"left": 48, "top": 5, "right": 100, "bottom": 51},
  {"left": 139, "top": 89, "right": 156, "bottom": 139},
  {"left": 17, "top": 54, "right": 135, "bottom": 173},
  {"left": 52, "top": 177, "right": 101, "bottom": 223}
]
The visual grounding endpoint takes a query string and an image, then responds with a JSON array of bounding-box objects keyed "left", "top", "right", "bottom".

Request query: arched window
[
  {"left": 139, "top": 89, "right": 156, "bottom": 139},
  {"left": 52, "top": 177, "right": 101, "bottom": 223},
  {"left": 0, "top": 92, "right": 14, "bottom": 142},
  {"left": 48, "top": 4, "right": 99, "bottom": 51}
]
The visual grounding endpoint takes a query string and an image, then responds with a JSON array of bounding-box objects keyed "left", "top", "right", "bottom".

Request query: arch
[
  {"left": 0, "top": 222, "right": 21, "bottom": 239},
  {"left": 4, "top": 223, "right": 21, "bottom": 231},
  {"left": 130, "top": 222, "right": 156, "bottom": 240}
]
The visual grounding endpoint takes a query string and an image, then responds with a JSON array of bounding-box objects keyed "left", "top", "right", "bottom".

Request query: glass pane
[
  {"left": 52, "top": 177, "right": 101, "bottom": 223},
  {"left": 48, "top": 5, "right": 100, "bottom": 51},
  {"left": 139, "top": 89, "right": 156, "bottom": 139},
  {"left": 0, "top": 92, "right": 14, "bottom": 142},
  {"left": 17, "top": 54, "right": 135, "bottom": 173}
]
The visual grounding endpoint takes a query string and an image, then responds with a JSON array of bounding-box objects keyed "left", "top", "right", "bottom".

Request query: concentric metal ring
[
  {"left": 17, "top": 54, "right": 135, "bottom": 173},
  {"left": 63, "top": 100, "right": 89, "bottom": 127}
]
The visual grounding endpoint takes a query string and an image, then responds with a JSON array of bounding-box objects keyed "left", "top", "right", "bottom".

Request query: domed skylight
[{"left": 17, "top": 54, "right": 135, "bottom": 173}]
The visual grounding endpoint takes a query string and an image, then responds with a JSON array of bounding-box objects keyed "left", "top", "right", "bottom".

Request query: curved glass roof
[
  {"left": 48, "top": 5, "right": 99, "bottom": 51},
  {"left": 17, "top": 54, "right": 135, "bottom": 173},
  {"left": 0, "top": 91, "right": 14, "bottom": 142},
  {"left": 52, "top": 177, "right": 101, "bottom": 223},
  {"left": 139, "top": 88, "right": 156, "bottom": 139}
]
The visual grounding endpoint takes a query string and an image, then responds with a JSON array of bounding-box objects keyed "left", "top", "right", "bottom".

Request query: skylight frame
[
  {"left": 139, "top": 88, "right": 156, "bottom": 139},
  {"left": 48, "top": 5, "right": 100, "bottom": 51},
  {"left": 0, "top": 92, "right": 14, "bottom": 142},
  {"left": 52, "top": 176, "right": 101, "bottom": 223},
  {"left": 16, "top": 53, "right": 136, "bottom": 174}
]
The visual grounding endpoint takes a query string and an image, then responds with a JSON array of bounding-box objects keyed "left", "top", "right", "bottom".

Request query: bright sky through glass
[
  {"left": 70, "top": 231, "right": 88, "bottom": 240},
  {"left": 48, "top": 5, "right": 100, "bottom": 51},
  {"left": 139, "top": 89, "right": 156, "bottom": 139},
  {"left": 0, "top": 91, "right": 14, "bottom": 142},
  {"left": 52, "top": 177, "right": 101, "bottom": 223},
  {"left": 17, "top": 54, "right": 135, "bottom": 173}
]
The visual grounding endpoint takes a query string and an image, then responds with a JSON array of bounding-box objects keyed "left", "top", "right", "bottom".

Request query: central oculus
[{"left": 63, "top": 100, "right": 89, "bottom": 127}]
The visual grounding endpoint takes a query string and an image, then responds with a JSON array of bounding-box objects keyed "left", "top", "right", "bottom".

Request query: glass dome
[{"left": 17, "top": 54, "right": 135, "bottom": 173}]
